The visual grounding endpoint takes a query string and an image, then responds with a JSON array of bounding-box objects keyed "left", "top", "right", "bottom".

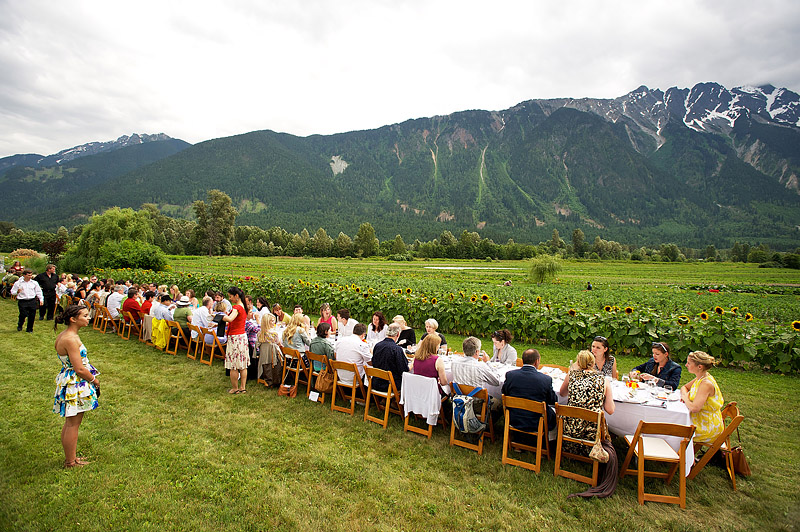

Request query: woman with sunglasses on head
[
  {"left": 630, "top": 341, "right": 681, "bottom": 390},
  {"left": 591, "top": 336, "right": 618, "bottom": 379}
]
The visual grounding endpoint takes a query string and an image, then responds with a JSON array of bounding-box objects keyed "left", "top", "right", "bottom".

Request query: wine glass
[{"left": 664, "top": 384, "right": 673, "bottom": 397}]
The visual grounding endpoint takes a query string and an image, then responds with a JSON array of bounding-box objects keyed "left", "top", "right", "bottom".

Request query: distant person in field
[{"left": 35, "top": 263, "right": 59, "bottom": 320}]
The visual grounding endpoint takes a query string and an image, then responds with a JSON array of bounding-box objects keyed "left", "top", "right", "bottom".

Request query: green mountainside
[{"left": 4, "top": 84, "right": 800, "bottom": 249}]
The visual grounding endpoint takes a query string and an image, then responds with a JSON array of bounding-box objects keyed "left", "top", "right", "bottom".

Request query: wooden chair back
[
  {"left": 515, "top": 358, "right": 523, "bottom": 367},
  {"left": 363, "top": 366, "right": 402, "bottom": 428},
  {"left": 186, "top": 324, "right": 203, "bottom": 360},
  {"left": 501, "top": 395, "right": 550, "bottom": 473},
  {"left": 688, "top": 401, "right": 743, "bottom": 490},
  {"left": 449, "top": 382, "right": 494, "bottom": 455},
  {"left": 120, "top": 311, "right": 141, "bottom": 340},
  {"left": 399, "top": 373, "right": 447, "bottom": 438},
  {"left": 539, "top": 363, "right": 569, "bottom": 372},
  {"left": 330, "top": 360, "right": 365, "bottom": 415},
  {"left": 197, "top": 326, "right": 221, "bottom": 366},
  {"left": 620, "top": 420, "right": 695, "bottom": 508},
  {"left": 553, "top": 403, "right": 603, "bottom": 486},
  {"left": 305, "top": 351, "right": 330, "bottom": 404},
  {"left": 165, "top": 320, "right": 189, "bottom": 355}
]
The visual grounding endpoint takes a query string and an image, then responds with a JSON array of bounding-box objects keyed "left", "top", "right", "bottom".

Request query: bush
[
  {"left": 96, "top": 240, "right": 167, "bottom": 271},
  {"left": 22, "top": 255, "right": 48, "bottom": 273},
  {"left": 387, "top": 252, "right": 414, "bottom": 262},
  {"left": 528, "top": 255, "right": 562, "bottom": 283},
  {"left": 9, "top": 248, "right": 41, "bottom": 259},
  {"left": 758, "top": 261, "right": 784, "bottom": 269}
]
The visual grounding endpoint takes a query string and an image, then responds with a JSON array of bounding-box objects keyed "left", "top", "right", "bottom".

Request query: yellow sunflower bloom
[
  {"left": 700, "top": 312, "right": 709, "bottom": 320},
  {"left": 536, "top": 296, "right": 542, "bottom": 304},
  {"left": 677, "top": 315, "right": 690, "bottom": 325},
  {"left": 481, "top": 294, "right": 489, "bottom": 301},
  {"left": 470, "top": 296, "right": 478, "bottom": 303},
  {"left": 604, "top": 305, "right": 612, "bottom": 312},
  {"left": 624, "top": 307, "right": 633, "bottom": 315},
  {"left": 714, "top": 306, "right": 724, "bottom": 315},
  {"left": 355, "top": 287, "right": 361, "bottom": 293},
  {"left": 792, "top": 320, "right": 800, "bottom": 331},
  {"left": 505, "top": 301, "right": 514, "bottom": 310},
  {"left": 731, "top": 306, "right": 738, "bottom": 314},
  {"left": 431, "top": 297, "right": 438, "bottom": 305},
  {"left": 745, "top": 313, "right": 753, "bottom": 321},
  {"left": 568, "top": 309, "right": 577, "bottom": 317},
  {"left": 406, "top": 288, "right": 412, "bottom": 294}
]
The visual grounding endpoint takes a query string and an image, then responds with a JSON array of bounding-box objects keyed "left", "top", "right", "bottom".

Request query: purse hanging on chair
[
  {"left": 729, "top": 427, "right": 751, "bottom": 476},
  {"left": 315, "top": 360, "right": 334, "bottom": 394},
  {"left": 589, "top": 410, "right": 610, "bottom": 463}
]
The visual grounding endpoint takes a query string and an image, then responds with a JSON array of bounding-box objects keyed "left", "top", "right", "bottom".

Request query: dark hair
[
  {"left": 337, "top": 308, "right": 350, "bottom": 320},
  {"left": 228, "top": 286, "right": 249, "bottom": 314},
  {"left": 257, "top": 296, "right": 268, "bottom": 309},
  {"left": 522, "top": 348, "right": 541, "bottom": 366},
  {"left": 492, "top": 329, "right": 513, "bottom": 343},
  {"left": 54, "top": 304, "right": 87, "bottom": 331},
  {"left": 161, "top": 294, "right": 172, "bottom": 302},
  {"left": 316, "top": 322, "right": 331, "bottom": 338},
  {"left": 22, "top": 268, "right": 33, "bottom": 275},
  {"left": 652, "top": 341, "right": 670, "bottom": 355},
  {"left": 353, "top": 323, "right": 367, "bottom": 336},
  {"left": 127, "top": 288, "right": 139, "bottom": 298},
  {"left": 144, "top": 290, "right": 155, "bottom": 300},
  {"left": 370, "top": 311, "right": 386, "bottom": 331},
  {"left": 592, "top": 335, "right": 610, "bottom": 352}
]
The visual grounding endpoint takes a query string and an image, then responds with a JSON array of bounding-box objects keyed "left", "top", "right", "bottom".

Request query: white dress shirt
[{"left": 11, "top": 278, "right": 43, "bottom": 303}]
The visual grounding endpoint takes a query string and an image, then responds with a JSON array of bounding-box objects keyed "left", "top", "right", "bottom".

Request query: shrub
[
  {"left": 9, "top": 248, "right": 41, "bottom": 258},
  {"left": 96, "top": 240, "right": 167, "bottom": 271},
  {"left": 528, "top": 255, "right": 562, "bottom": 283},
  {"left": 22, "top": 255, "right": 48, "bottom": 273}
]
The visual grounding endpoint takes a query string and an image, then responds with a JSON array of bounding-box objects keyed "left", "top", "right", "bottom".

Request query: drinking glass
[{"left": 664, "top": 385, "right": 673, "bottom": 395}]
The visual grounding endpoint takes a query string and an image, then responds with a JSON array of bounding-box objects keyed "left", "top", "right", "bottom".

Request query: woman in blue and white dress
[{"left": 53, "top": 304, "right": 100, "bottom": 468}]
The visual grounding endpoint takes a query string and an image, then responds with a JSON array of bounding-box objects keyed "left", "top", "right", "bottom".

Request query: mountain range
[{"left": 1, "top": 82, "right": 799, "bottom": 249}]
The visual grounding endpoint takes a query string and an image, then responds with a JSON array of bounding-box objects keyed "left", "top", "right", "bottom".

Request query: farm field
[{"left": 0, "top": 291, "right": 799, "bottom": 531}]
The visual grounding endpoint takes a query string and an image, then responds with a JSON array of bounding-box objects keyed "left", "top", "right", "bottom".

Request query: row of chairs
[{"left": 93, "top": 306, "right": 744, "bottom": 508}]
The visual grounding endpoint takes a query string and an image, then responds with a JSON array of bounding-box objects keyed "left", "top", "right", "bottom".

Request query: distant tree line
[{"left": 1, "top": 191, "right": 799, "bottom": 270}]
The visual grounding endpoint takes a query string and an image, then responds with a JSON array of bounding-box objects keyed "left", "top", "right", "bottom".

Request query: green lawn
[{"left": 1, "top": 298, "right": 798, "bottom": 531}]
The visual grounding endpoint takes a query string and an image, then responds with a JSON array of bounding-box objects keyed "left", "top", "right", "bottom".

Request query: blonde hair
[
  {"left": 393, "top": 315, "right": 407, "bottom": 328},
  {"left": 576, "top": 349, "right": 596, "bottom": 371},
  {"left": 688, "top": 351, "right": 716, "bottom": 370},
  {"left": 257, "top": 312, "right": 276, "bottom": 343},
  {"left": 414, "top": 333, "right": 441, "bottom": 361},
  {"left": 283, "top": 313, "right": 306, "bottom": 344}
]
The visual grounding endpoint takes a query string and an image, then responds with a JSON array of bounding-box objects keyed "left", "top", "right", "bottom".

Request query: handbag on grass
[
  {"left": 729, "top": 427, "right": 751, "bottom": 476},
  {"left": 589, "top": 410, "right": 609, "bottom": 463},
  {"left": 315, "top": 361, "right": 334, "bottom": 394},
  {"left": 278, "top": 383, "right": 298, "bottom": 398}
]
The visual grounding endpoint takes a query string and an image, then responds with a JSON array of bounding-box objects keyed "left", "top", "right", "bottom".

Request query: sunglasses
[
  {"left": 594, "top": 336, "right": 607, "bottom": 342},
  {"left": 652, "top": 342, "right": 668, "bottom": 352}
]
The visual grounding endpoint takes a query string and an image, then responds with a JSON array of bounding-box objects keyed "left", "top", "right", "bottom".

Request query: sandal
[
  {"left": 237, "top": 389, "right": 247, "bottom": 394},
  {"left": 64, "top": 460, "right": 86, "bottom": 469},
  {"left": 228, "top": 388, "right": 239, "bottom": 394},
  {"left": 75, "top": 457, "right": 92, "bottom": 465}
]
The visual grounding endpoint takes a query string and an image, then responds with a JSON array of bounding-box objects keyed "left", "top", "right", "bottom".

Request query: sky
[{"left": 1, "top": 0, "right": 799, "bottom": 157}]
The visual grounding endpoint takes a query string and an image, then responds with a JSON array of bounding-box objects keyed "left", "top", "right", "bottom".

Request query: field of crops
[{"left": 98, "top": 256, "right": 800, "bottom": 372}]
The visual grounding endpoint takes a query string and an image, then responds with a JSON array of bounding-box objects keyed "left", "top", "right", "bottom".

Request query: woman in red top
[{"left": 222, "top": 286, "right": 249, "bottom": 394}]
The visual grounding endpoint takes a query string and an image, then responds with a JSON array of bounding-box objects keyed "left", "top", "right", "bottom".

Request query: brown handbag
[
  {"left": 315, "top": 362, "right": 334, "bottom": 394},
  {"left": 729, "top": 427, "right": 751, "bottom": 476},
  {"left": 589, "top": 410, "right": 610, "bottom": 463},
  {"left": 278, "top": 383, "right": 298, "bottom": 398}
]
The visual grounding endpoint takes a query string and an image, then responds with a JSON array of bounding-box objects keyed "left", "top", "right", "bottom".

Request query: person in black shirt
[
  {"left": 35, "top": 264, "right": 58, "bottom": 320},
  {"left": 370, "top": 323, "right": 409, "bottom": 393}
]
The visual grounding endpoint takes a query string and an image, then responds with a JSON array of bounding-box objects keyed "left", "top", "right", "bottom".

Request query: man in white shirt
[
  {"left": 334, "top": 323, "right": 372, "bottom": 384},
  {"left": 190, "top": 296, "right": 214, "bottom": 338},
  {"left": 336, "top": 308, "right": 358, "bottom": 338},
  {"left": 451, "top": 336, "right": 502, "bottom": 409},
  {"left": 105, "top": 285, "right": 126, "bottom": 319},
  {"left": 11, "top": 269, "right": 43, "bottom": 332},
  {"left": 155, "top": 294, "right": 175, "bottom": 321}
]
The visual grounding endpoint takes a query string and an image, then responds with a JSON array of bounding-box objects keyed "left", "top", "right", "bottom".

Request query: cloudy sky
[{"left": 1, "top": 0, "right": 799, "bottom": 157}]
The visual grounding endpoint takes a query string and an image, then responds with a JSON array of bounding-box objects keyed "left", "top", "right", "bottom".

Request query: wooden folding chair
[
  {"left": 539, "top": 363, "right": 569, "bottom": 372},
  {"left": 281, "top": 347, "right": 310, "bottom": 396},
  {"left": 515, "top": 358, "right": 524, "bottom": 367},
  {"left": 620, "top": 421, "right": 696, "bottom": 508},
  {"left": 306, "top": 352, "right": 331, "bottom": 404},
  {"left": 364, "top": 367, "right": 402, "bottom": 428},
  {"left": 449, "top": 383, "right": 495, "bottom": 455},
  {"left": 688, "top": 401, "right": 744, "bottom": 490},
  {"left": 165, "top": 320, "right": 189, "bottom": 355},
  {"left": 120, "top": 311, "right": 141, "bottom": 340},
  {"left": 330, "top": 360, "right": 366, "bottom": 415},
  {"left": 501, "top": 395, "right": 551, "bottom": 473},
  {"left": 93, "top": 306, "right": 115, "bottom": 334},
  {"left": 140, "top": 314, "right": 153, "bottom": 345},
  {"left": 553, "top": 404, "right": 603, "bottom": 486},
  {"left": 400, "top": 373, "right": 447, "bottom": 438},
  {"left": 186, "top": 324, "right": 203, "bottom": 360},
  {"left": 197, "top": 326, "right": 224, "bottom": 366}
]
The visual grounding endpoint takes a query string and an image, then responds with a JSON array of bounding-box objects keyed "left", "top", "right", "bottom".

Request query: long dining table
[{"left": 440, "top": 356, "right": 694, "bottom": 476}]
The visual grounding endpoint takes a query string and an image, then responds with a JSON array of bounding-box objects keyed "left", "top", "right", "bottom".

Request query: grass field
[{"left": 1, "top": 290, "right": 799, "bottom": 531}]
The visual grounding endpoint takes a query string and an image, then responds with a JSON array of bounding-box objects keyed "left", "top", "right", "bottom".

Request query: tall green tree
[
  {"left": 192, "top": 190, "right": 238, "bottom": 256},
  {"left": 572, "top": 228, "right": 585, "bottom": 257},
  {"left": 354, "top": 222, "right": 378, "bottom": 257}
]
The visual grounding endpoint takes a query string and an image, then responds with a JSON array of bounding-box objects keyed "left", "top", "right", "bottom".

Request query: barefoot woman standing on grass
[{"left": 53, "top": 304, "right": 100, "bottom": 468}]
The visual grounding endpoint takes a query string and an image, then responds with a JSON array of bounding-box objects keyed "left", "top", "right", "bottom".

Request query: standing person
[
  {"left": 11, "top": 269, "right": 43, "bottom": 332},
  {"left": 222, "top": 287, "right": 249, "bottom": 394},
  {"left": 35, "top": 264, "right": 59, "bottom": 320},
  {"left": 53, "top": 304, "right": 100, "bottom": 468}
]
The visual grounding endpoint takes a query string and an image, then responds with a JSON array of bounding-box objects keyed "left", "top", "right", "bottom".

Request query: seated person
[
  {"left": 631, "top": 341, "right": 681, "bottom": 390},
  {"left": 452, "top": 336, "right": 501, "bottom": 407},
  {"left": 486, "top": 329, "right": 517, "bottom": 365},
  {"left": 502, "top": 348, "right": 557, "bottom": 431},
  {"left": 309, "top": 322, "right": 334, "bottom": 371},
  {"left": 680, "top": 351, "right": 725, "bottom": 445},
  {"left": 335, "top": 323, "right": 372, "bottom": 384},
  {"left": 190, "top": 296, "right": 213, "bottom": 338},
  {"left": 411, "top": 333, "right": 448, "bottom": 396},
  {"left": 371, "top": 322, "right": 408, "bottom": 392},
  {"left": 419, "top": 318, "right": 446, "bottom": 347},
  {"left": 392, "top": 315, "right": 416, "bottom": 347},
  {"left": 172, "top": 295, "right": 193, "bottom": 338},
  {"left": 336, "top": 308, "right": 358, "bottom": 338},
  {"left": 140, "top": 290, "right": 156, "bottom": 316},
  {"left": 293, "top": 304, "right": 311, "bottom": 329},
  {"left": 366, "top": 311, "right": 388, "bottom": 343},
  {"left": 317, "top": 303, "right": 338, "bottom": 335},
  {"left": 272, "top": 303, "right": 291, "bottom": 325},
  {"left": 122, "top": 288, "right": 143, "bottom": 323},
  {"left": 105, "top": 285, "right": 126, "bottom": 319},
  {"left": 154, "top": 294, "right": 175, "bottom": 321}
]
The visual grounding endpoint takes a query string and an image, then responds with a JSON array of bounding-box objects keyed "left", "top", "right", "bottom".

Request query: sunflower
[
  {"left": 351, "top": 284, "right": 357, "bottom": 289},
  {"left": 368, "top": 288, "right": 374, "bottom": 294},
  {"left": 505, "top": 301, "right": 514, "bottom": 310},
  {"left": 731, "top": 306, "right": 738, "bottom": 314},
  {"left": 470, "top": 295, "right": 478, "bottom": 303},
  {"left": 699, "top": 311, "right": 709, "bottom": 320},
  {"left": 624, "top": 307, "right": 633, "bottom": 315},
  {"left": 792, "top": 321, "right": 800, "bottom": 331},
  {"left": 745, "top": 313, "right": 753, "bottom": 322},
  {"left": 677, "top": 315, "right": 690, "bottom": 325},
  {"left": 604, "top": 305, "right": 612, "bottom": 312},
  {"left": 298, "top": 279, "right": 303, "bottom": 284},
  {"left": 459, "top": 291, "right": 465, "bottom": 297},
  {"left": 363, "top": 293, "right": 369, "bottom": 299},
  {"left": 314, "top": 284, "right": 319, "bottom": 289},
  {"left": 568, "top": 308, "right": 577, "bottom": 317},
  {"left": 481, "top": 294, "right": 489, "bottom": 301},
  {"left": 355, "top": 287, "right": 361, "bottom": 293},
  {"left": 449, "top": 293, "right": 455, "bottom": 300},
  {"left": 406, "top": 288, "right": 412, "bottom": 294},
  {"left": 714, "top": 306, "right": 724, "bottom": 315},
  {"left": 431, "top": 297, "right": 438, "bottom": 305},
  {"left": 536, "top": 296, "right": 542, "bottom": 304},
  {"left": 546, "top": 303, "right": 551, "bottom": 310}
]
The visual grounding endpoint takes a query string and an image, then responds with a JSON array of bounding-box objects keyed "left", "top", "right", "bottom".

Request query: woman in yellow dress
[{"left": 680, "top": 350, "right": 724, "bottom": 444}]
